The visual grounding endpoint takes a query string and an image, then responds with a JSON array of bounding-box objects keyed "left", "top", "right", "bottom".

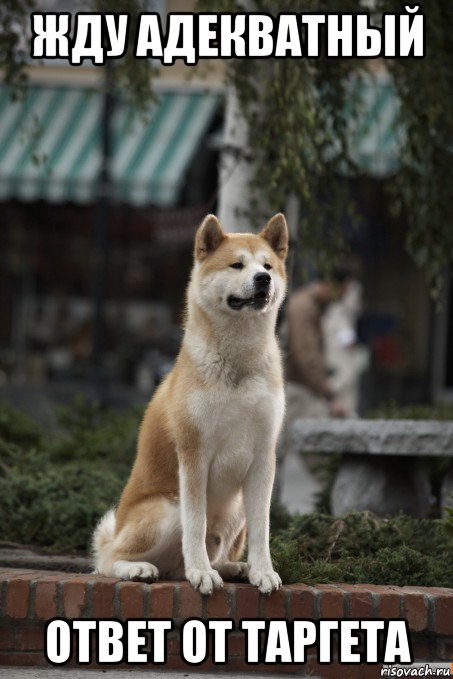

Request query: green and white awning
[
  {"left": 0, "top": 74, "right": 402, "bottom": 206},
  {"left": 345, "top": 72, "right": 404, "bottom": 177},
  {"left": 0, "top": 85, "right": 220, "bottom": 206}
]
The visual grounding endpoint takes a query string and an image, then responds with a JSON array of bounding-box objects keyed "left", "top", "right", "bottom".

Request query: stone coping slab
[{"left": 292, "top": 419, "right": 453, "bottom": 456}]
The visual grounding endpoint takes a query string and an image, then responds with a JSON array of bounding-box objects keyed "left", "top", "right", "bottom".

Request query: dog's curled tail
[{"left": 91, "top": 508, "right": 116, "bottom": 574}]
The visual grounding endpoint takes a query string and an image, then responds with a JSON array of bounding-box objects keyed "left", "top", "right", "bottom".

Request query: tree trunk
[{"left": 217, "top": 85, "right": 255, "bottom": 233}]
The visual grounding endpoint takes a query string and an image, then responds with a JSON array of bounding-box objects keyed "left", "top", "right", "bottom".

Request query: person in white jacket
[{"left": 323, "top": 279, "right": 369, "bottom": 417}]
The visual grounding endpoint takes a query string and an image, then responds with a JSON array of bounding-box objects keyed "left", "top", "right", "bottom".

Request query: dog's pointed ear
[
  {"left": 259, "top": 213, "right": 289, "bottom": 260},
  {"left": 195, "top": 214, "right": 226, "bottom": 261}
]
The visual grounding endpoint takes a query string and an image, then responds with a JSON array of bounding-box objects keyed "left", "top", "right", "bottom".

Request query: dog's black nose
[{"left": 254, "top": 272, "right": 271, "bottom": 288}]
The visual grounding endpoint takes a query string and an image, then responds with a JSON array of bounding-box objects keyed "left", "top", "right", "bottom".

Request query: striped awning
[
  {"left": 0, "top": 85, "right": 220, "bottom": 206},
  {"left": 345, "top": 72, "right": 404, "bottom": 177}
]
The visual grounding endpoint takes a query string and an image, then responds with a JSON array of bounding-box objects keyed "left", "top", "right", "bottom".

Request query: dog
[{"left": 93, "top": 212, "right": 288, "bottom": 595}]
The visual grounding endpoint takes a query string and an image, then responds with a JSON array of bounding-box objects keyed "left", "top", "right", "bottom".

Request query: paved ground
[{"left": 0, "top": 669, "right": 312, "bottom": 678}]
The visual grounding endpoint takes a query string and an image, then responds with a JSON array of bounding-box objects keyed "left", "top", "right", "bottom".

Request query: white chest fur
[
  {"left": 187, "top": 375, "right": 285, "bottom": 506},
  {"left": 183, "top": 303, "right": 285, "bottom": 508}
]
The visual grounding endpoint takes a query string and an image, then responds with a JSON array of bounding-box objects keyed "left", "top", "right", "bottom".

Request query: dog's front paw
[
  {"left": 186, "top": 568, "right": 223, "bottom": 595},
  {"left": 248, "top": 567, "right": 282, "bottom": 594}
]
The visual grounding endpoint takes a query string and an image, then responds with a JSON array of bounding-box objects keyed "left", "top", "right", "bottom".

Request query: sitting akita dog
[{"left": 93, "top": 213, "right": 288, "bottom": 594}]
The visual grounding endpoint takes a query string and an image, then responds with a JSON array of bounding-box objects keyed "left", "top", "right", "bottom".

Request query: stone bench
[{"left": 291, "top": 419, "right": 453, "bottom": 517}]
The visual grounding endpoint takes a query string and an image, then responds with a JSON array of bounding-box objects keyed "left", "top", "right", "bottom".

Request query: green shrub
[
  {"left": 270, "top": 511, "right": 453, "bottom": 587},
  {"left": 0, "top": 402, "right": 43, "bottom": 448},
  {"left": 0, "top": 443, "right": 125, "bottom": 552},
  {"left": 0, "top": 399, "right": 140, "bottom": 552},
  {"left": 0, "top": 401, "right": 452, "bottom": 587},
  {"left": 49, "top": 396, "right": 140, "bottom": 464},
  {"left": 367, "top": 400, "right": 453, "bottom": 421}
]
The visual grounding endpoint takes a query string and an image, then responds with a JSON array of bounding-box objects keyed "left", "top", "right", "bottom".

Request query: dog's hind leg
[
  {"left": 210, "top": 521, "right": 249, "bottom": 581},
  {"left": 228, "top": 524, "right": 247, "bottom": 562},
  {"left": 93, "top": 496, "right": 182, "bottom": 581},
  {"left": 111, "top": 559, "right": 159, "bottom": 582},
  {"left": 216, "top": 525, "right": 249, "bottom": 580}
]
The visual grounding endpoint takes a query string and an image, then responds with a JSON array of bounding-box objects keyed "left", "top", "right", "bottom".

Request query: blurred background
[{"left": 0, "top": 0, "right": 452, "bottom": 422}]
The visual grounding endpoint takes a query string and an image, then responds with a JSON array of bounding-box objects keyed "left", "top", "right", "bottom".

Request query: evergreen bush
[{"left": 0, "top": 402, "right": 452, "bottom": 587}]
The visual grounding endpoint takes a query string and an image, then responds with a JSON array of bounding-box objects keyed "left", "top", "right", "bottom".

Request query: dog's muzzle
[{"left": 227, "top": 273, "right": 272, "bottom": 310}]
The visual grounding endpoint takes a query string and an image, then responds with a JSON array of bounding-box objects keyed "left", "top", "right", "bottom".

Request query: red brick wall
[{"left": 0, "top": 568, "right": 452, "bottom": 677}]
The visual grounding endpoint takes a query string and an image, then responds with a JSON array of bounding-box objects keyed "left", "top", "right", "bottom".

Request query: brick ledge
[{"left": 0, "top": 568, "right": 452, "bottom": 676}]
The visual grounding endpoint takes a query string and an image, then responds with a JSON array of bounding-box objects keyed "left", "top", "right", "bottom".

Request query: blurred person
[
  {"left": 285, "top": 269, "right": 353, "bottom": 423},
  {"left": 274, "top": 269, "right": 353, "bottom": 509},
  {"left": 323, "top": 279, "right": 369, "bottom": 417}
]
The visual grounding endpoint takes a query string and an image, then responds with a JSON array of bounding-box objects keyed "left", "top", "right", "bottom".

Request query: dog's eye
[
  {"left": 264, "top": 263, "right": 272, "bottom": 271},
  {"left": 230, "top": 262, "right": 244, "bottom": 270}
]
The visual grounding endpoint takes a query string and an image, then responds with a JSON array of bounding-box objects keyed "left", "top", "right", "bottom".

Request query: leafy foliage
[
  {"left": 0, "top": 0, "right": 34, "bottom": 91},
  {"left": 270, "top": 511, "right": 453, "bottom": 587},
  {"left": 0, "top": 400, "right": 140, "bottom": 552},
  {"left": 381, "top": 0, "right": 453, "bottom": 299},
  {"left": 1, "top": 401, "right": 452, "bottom": 586},
  {"left": 94, "top": 0, "right": 158, "bottom": 112},
  {"left": 198, "top": 0, "right": 453, "bottom": 292},
  {"left": 0, "top": 0, "right": 156, "bottom": 112},
  {"left": 199, "top": 0, "right": 363, "bottom": 276},
  {"left": 368, "top": 400, "right": 453, "bottom": 421},
  {"left": 0, "top": 442, "right": 124, "bottom": 552},
  {"left": 49, "top": 396, "right": 139, "bottom": 464},
  {"left": 0, "top": 401, "right": 43, "bottom": 448},
  {"left": 444, "top": 507, "right": 453, "bottom": 540}
]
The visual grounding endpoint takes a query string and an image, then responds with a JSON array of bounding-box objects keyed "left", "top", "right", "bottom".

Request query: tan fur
[
  {"left": 228, "top": 525, "right": 247, "bottom": 562},
  {"left": 93, "top": 213, "right": 289, "bottom": 594}
]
